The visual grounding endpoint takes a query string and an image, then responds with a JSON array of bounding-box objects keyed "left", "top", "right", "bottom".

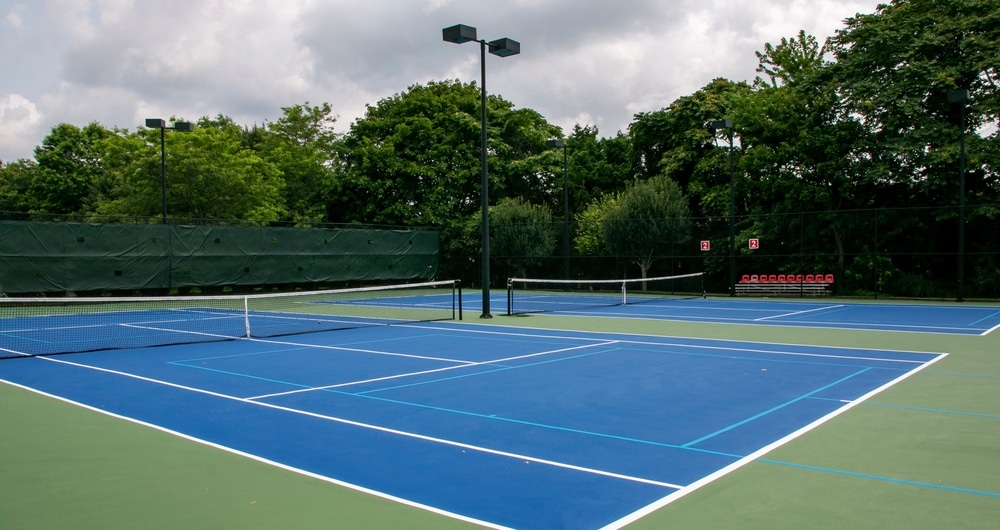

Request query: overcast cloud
[{"left": 0, "top": 0, "right": 881, "bottom": 162}]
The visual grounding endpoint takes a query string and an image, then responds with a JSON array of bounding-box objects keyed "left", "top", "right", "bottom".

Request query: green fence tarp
[{"left": 0, "top": 222, "right": 438, "bottom": 294}]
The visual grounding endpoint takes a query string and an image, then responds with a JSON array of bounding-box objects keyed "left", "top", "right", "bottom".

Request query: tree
[
  {"left": 755, "top": 31, "right": 829, "bottom": 88},
  {"left": 258, "top": 102, "right": 341, "bottom": 224},
  {"left": 563, "top": 125, "right": 634, "bottom": 217},
  {"left": 629, "top": 79, "right": 751, "bottom": 218},
  {"left": 97, "top": 117, "right": 286, "bottom": 222},
  {"left": 728, "top": 32, "right": 883, "bottom": 278},
  {"left": 339, "top": 80, "right": 560, "bottom": 228},
  {"left": 0, "top": 159, "right": 37, "bottom": 215},
  {"left": 577, "top": 175, "right": 692, "bottom": 280},
  {"left": 489, "top": 197, "right": 558, "bottom": 279},
  {"left": 29, "top": 122, "right": 112, "bottom": 215},
  {"left": 830, "top": 0, "right": 999, "bottom": 202},
  {"left": 829, "top": 0, "right": 1000, "bottom": 295}
]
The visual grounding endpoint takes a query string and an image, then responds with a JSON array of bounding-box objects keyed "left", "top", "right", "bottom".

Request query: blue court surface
[
  {"left": 500, "top": 294, "right": 1000, "bottom": 335},
  {"left": 0, "top": 322, "right": 945, "bottom": 529}
]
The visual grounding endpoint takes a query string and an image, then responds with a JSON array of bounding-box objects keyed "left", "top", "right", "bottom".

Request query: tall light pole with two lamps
[
  {"left": 145, "top": 118, "right": 194, "bottom": 224},
  {"left": 442, "top": 24, "right": 520, "bottom": 318}
]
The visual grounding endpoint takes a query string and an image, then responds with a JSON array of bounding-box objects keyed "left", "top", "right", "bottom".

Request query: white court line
[
  {"left": 12, "top": 353, "right": 681, "bottom": 492},
  {"left": 753, "top": 304, "right": 845, "bottom": 321},
  {"left": 248, "top": 339, "right": 620, "bottom": 400},
  {"left": 406, "top": 323, "right": 938, "bottom": 364}
]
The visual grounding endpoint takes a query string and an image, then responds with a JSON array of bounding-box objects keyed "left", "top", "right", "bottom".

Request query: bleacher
[{"left": 735, "top": 273, "right": 834, "bottom": 297}]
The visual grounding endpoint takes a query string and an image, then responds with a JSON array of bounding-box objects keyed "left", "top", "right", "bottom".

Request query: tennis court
[
  {"left": 516, "top": 298, "right": 1000, "bottom": 335},
  {"left": 2, "top": 284, "right": 998, "bottom": 529},
  {"left": 504, "top": 274, "right": 1000, "bottom": 335}
]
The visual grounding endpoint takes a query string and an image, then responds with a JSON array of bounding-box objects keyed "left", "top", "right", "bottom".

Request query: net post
[
  {"left": 507, "top": 278, "right": 514, "bottom": 315},
  {"left": 243, "top": 296, "right": 251, "bottom": 337},
  {"left": 456, "top": 280, "right": 463, "bottom": 320},
  {"left": 621, "top": 280, "right": 627, "bottom": 305}
]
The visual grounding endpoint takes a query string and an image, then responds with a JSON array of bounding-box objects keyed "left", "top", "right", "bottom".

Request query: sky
[{"left": 0, "top": 0, "right": 883, "bottom": 163}]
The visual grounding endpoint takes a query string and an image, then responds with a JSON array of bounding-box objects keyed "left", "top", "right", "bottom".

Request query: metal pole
[
  {"left": 728, "top": 129, "right": 735, "bottom": 297},
  {"left": 479, "top": 39, "right": 492, "bottom": 318},
  {"left": 957, "top": 101, "right": 967, "bottom": 302},
  {"left": 562, "top": 144, "right": 569, "bottom": 281},
  {"left": 159, "top": 126, "right": 167, "bottom": 224}
]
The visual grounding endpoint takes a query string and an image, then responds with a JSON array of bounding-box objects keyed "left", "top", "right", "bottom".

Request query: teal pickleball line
[
  {"left": 760, "top": 459, "right": 1000, "bottom": 499},
  {"left": 329, "top": 386, "right": 742, "bottom": 460},
  {"left": 681, "top": 367, "right": 873, "bottom": 448}
]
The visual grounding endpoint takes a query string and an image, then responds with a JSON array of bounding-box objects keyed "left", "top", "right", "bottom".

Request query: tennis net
[
  {"left": 0, "top": 280, "right": 461, "bottom": 358},
  {"left": 506, "top": 272, "right": 704, "bottom": 315}
]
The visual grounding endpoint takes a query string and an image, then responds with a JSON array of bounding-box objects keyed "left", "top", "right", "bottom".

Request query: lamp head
[
  {"left": 488, "top": 38, "right": 520, "bottom": 57},
  {"left": 443, "top": 24, "right": 477, "bottom": 44}
]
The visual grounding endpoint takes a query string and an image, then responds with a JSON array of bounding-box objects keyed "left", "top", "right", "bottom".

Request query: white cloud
[
  {"left": 0, "top": 93, "right": 43, "bottom": 161},
  {"left": 0, "top": 0, "right": 884, "bottom": 161}
]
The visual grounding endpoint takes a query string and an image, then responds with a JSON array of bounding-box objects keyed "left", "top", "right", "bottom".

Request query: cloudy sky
[{"left": 0, "top": 0, "right": 882, "bottom": 162}]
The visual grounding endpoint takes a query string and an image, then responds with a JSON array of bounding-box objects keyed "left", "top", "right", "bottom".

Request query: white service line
[{"left": 754, "top": 304, "right": 845, "bottom": 321}]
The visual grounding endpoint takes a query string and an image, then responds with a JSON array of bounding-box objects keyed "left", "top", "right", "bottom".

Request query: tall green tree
[
  {"left": 97, "top": 117, "right": 286, "bottom": 222},
  {"left": 729, "top": 32, "right": 883, "bottom": 277},
  {"left": 258, "top": 102, "right": 341, "bottom": 224},
  {"left": 489, "top": 197, "right": 558, "bottom": 279},
  {"left": 830, "top": 0, "right": 999, "bottom": 201},
  {"left": 562, "top": 125, "right": 634, "bottom": 217},
  {"left": 629, "top": 78, "right": 751, "bottom": 218},
  {"left": 577, "top": 174, "right": 692, "bottom": 279},
  {"left": 339, "top": 80, "right": 560, "bottom": 227},
  {"left": 0, "top": 159, "right": 37, "bottom": 215},
  {"left": 29, "top": 122, "right": 112, "bottom": 214},
  {"left": 829, "top": 0, "right": 1000, "bottom": 294}
]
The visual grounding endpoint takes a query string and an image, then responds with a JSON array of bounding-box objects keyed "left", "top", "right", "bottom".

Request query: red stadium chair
[
  {"left": 805, "top": 274, "right": 816, "bottom": 282},
  {"left": 825, "top": 273, "right": 835, "bottom": 283},
  {"left": 741, "top": 274, "right": 750, "bottom": 283},
  {"left": 750, "top": 275, "right": 759, "bottom": 282},
  {"left": 767, "top": 274, "right": 778, "bottom": 282},
  {"left": 777, "top": 274, "right": 786, "bottom": 282},
  {"left": 793, "top": 274, "right": 804, "bottom": 283}
]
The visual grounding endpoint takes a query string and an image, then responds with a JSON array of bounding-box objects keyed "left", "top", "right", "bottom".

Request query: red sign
[
  {"left": 749, "top": 238, "right": 760, "bottom": 249},
  {"left": 700, "top": 240, "right": 711, "bottom": 251}
]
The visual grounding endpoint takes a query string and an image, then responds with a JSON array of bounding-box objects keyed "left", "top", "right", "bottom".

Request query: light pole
[
  {"left": 948, "top": 89, "right": 970, "bottom": 302},
  {"left": 443, "top": 24, "right": 520, "bottom": 318},
  {"left": 546, "top": 138, "right": 569, "bottom": 280},
  {"left": 711, "top": 119, "right": 735, "bottom": 296},
  {"left": 145, "top": 118, "right": 194, "bottom": 224}
]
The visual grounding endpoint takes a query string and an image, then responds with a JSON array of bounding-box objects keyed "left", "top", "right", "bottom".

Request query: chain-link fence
[{"left": 441, "top": 204, "right": 1000, "bottom": 301}]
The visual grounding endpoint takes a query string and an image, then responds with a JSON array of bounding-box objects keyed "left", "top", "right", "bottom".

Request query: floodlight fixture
[{"left": 145, "top": 118, "right": 194, "bottom": 224}]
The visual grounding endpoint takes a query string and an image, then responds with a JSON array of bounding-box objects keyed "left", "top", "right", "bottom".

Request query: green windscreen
[{"left": 0, "top": 222, "right": 438, "bottom": 294}]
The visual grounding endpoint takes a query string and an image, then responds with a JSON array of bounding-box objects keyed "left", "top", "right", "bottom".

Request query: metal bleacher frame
[{"left": 734, "top": 274, "right": 834, "bottom": 297}]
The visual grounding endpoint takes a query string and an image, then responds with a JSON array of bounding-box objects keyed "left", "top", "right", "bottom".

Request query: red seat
[
  {"left": 750, "top": 274, "right": 759, "bottom": 282},
  {"left": 805, "top": 274, "right": 816, "bottom": 282},
  {"left": 825, "top": 273, "right": 835, "bottom": 283},
  {"left": 793, "top": 274, "right": 804, "bottom": 283},
  {"left": 740, "top": 274, "right": 750, "bottom": 283},
  {"left": 767, "top": 274, "right": 778, "bottom": 282},
  {"left": 777, "top": 274, "right": 787, "bottom": 282}
]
